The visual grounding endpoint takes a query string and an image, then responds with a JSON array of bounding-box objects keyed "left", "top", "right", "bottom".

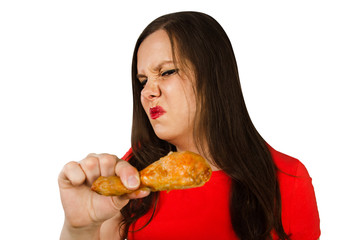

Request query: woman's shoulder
[
  {"left": 267, "top": 145, "right": 321, "bottom": 238},
  {"left": 267, "top": 144, "right": 310, "bottom": 178}
]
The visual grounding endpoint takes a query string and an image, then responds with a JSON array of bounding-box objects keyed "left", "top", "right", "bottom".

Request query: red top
[{"left": 122, "top": 146, "right": 320, "bottom": 240}]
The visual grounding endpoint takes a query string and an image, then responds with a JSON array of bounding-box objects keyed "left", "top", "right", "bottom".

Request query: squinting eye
[
  {"left": 140, "top": 79, "right": 148, "bottom": 87},
  {"left": 161, "top": 69, "right": 177, "bottom": 77}
]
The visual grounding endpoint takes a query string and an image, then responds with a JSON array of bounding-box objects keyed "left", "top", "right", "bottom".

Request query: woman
[{"left": 59, "top": 11, "right": 320, "bottom": 240}]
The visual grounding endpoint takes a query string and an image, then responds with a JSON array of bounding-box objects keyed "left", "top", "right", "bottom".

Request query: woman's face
[{"left": 137, "top": 30, "right": 197, "bottom": 150}]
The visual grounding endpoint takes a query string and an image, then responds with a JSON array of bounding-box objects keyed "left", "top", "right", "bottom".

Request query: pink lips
[{"left": 150, "top": 106, "right": 166, "bottom": 119}]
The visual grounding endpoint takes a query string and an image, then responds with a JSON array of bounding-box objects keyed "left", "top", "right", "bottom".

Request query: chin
[
  {"left": 153, "top": 129, "right": 179, "bottom": 145},
  {"left": 154, "top": 132, "right": 173, "bottom": 142}
]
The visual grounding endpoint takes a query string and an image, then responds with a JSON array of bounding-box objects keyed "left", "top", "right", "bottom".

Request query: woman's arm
[{"left": 99, "top": 213, "right": 124, "bottom": 240}]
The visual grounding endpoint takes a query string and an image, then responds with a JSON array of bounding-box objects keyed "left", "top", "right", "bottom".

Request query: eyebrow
[{"left": 136, "top": 60, "right": 175, "bottom": 79}]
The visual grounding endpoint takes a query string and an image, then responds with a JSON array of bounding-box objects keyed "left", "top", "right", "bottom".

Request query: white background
[{"left": 1, "top": 0, "right": 359, "bottom": 239}]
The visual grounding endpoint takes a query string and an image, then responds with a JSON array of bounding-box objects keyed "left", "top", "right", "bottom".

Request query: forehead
[{"left": 137, "top": 30, "right": 174, "bottom": 72}]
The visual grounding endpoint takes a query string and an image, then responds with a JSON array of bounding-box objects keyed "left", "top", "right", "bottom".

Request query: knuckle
[
  {"left": 116, "top": 160, "right": 138, "bottom": 176},
  {"left": 63, "top": 161, "right": 78, "bottom": 172},
  {"left": 59, "top": 161, "right": 85, "bottom": 185},
  {"left": 83, "top": 156, "right": 99, "bottom": 169},
  {"left": 99, "top": 154, "right": 117, "bottom": 166}
]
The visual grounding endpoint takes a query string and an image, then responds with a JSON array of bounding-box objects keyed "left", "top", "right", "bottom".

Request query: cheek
[
  {"left": 170, "top": 90, "right": 197, "bottom": 120},
  {"left": 140, "top": 95, "right": 147, "bottom": 110},
  {"left": 182, "top": 86, "right": 197, "bottom": 114}
]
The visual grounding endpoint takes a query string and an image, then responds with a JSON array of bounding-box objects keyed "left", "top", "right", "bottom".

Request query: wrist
[{"left": 60, "top": 221, "right": 101, "bottom": 240}]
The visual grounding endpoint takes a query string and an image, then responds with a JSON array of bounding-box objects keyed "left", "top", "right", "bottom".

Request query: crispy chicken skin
[
  {"left": 91, "top": 151, "right": 212, "bottom": 196},
  {"left": 90, "top": 176, "right": 132, "bottom": 196}
]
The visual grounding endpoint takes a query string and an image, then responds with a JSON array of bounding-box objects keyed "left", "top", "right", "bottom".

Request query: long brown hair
[{"left": 120, "top": 11, "right": 290, "bottom": 240}]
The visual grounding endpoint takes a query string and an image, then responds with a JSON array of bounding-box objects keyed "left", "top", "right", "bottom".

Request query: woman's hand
[{"left": 58, "top": 153, "right": 150, "bottom": 239}]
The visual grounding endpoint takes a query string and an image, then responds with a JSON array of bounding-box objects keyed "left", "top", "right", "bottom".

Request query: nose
[{"left": 141, "top": 79, "right": 161, "bottom": 101}]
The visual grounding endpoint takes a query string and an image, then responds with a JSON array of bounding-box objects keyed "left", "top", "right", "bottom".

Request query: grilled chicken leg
[{"left": 91, "top": 151, "right": 212, "bottom": 196}]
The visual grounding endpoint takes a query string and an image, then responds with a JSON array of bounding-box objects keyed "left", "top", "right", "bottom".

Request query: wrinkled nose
[{"left": 141, "top": 79, "right": 161, "bottom": 101}]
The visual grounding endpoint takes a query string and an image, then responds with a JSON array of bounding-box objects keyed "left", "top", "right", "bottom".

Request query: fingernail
[{"left": 126, "top": 175, "right": 139, "bottom": 188}]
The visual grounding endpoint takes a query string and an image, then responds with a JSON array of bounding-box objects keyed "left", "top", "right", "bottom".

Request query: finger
[
  {"left": 127, "top": 188, "right": 151, "bottom": 199},
  {"left": 79, "top": 155, "right": 101, "bottom": 184},
  {"left": 58, "top": 161, "right": 86, "bottom": 188},
  {"left": 96, "top": 153, "right": 118, "bottom": 177},
  {"left": 110, "top": 189, "right": 151, "bottom": 210},
  {"left": 115, "top": 160, "right": 140, "bottom": 190}
]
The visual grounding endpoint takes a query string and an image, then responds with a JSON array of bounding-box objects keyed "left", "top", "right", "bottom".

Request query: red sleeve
[
  {"left": 285, "top": 162, "right": 321, "bottom": 239},
  {"left": 269, "top": 146, "right": 321, "bottom": 240},
  {"left": 121, "top": 148, "right": 133, "bottom": 161},
  {"left": 271, "top": 146, "right": 321, "bottom": 240}
]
